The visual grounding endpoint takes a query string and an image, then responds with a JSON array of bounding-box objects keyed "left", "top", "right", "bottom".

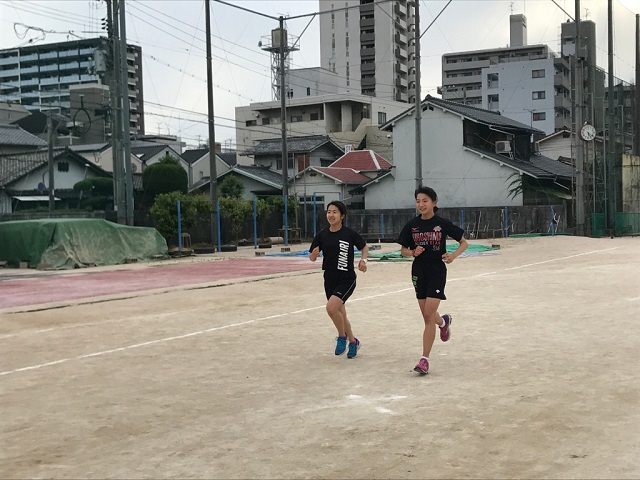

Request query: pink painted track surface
[{"left": 0, "top": 258, "right": 317, "bottom": 309}]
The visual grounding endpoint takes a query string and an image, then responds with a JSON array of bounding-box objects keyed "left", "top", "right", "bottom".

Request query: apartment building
[
  {"left": 317, "top": 0, "right": 415, "bottom": 103},
  {"left": 0, "top": 38, "right": 144, "bottom": 136},
  {"left": 440, "top": 15, "right": 572, "bottom": 134}
]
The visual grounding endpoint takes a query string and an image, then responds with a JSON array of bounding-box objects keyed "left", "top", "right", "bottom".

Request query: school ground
[{"left": 1, "top": 236, "right": 639, "bottom": 479}]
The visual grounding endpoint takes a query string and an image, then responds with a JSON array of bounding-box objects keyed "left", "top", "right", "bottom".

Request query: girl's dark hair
[
  {"left": 327, "top": 200, "right": 347, "bottom": 218},
  {"left": 414, "top": 186, "right": 439, "bottom": 212}
]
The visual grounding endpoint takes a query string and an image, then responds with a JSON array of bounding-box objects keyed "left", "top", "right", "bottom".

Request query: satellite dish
[{"left": 37, "top": 182, "right": 46, "bottom": 193}]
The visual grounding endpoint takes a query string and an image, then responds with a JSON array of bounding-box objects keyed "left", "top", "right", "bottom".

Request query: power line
[{"left": 420, "top": 0, "right": 453, "bottom": 40}]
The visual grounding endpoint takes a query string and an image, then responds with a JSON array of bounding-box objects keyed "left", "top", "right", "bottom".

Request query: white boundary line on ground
[{"left": 0, "top": 246, "right": 619, "bottom": 378}]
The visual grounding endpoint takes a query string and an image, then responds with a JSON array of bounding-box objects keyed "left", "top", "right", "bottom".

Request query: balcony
[
  {"left": 360, "top": 17, "right": 374, "bottom": 29},
  {"left": 360, "top": 32, "right": 375, "bottom": 44},
  {"left": 361, "top": 76, "right": 376, "bottom": 88},
  {"left": 554, "top": 94, "right": 571, "bottom": 110},
  {"left": 395, "top": 47, "right": 408, "bottom": 60},
  {"left": 361, "top": 63, "right": 375, "bottom": 74},
  {"left": 395, "top": 32, "right": 408, "bottom": 45},
  {"left": 0, "top": 56, "right": 18, "bottom": 66},
  {"left": 359, "top": 3, "right": 374, "bottom": 15},
  {"left": 394, "top": 2, "right": 407, "bottom": 17},
  {"left": 59, "top": 50, "right": 80, "bottom": 58},
  {"left": 0, "top": 68, "right": 20, "bottom": 77},
  {"left": 396, "top": 77, "right": 408, "bottom": 88},
  {"left": 395, "top": 62, "right": 408, "bottom": 74},
  {"left": 39, "top": 51, "right": 58, "bottom": 60},
  {"left": 40, "top": 76, "right": 60, "bottom": 85},
  {"left": 20, "top": 53, "right": 38, "bottom": 62},
  {"left": 360, "top": 47, "right": 375, "bottom": 59}
]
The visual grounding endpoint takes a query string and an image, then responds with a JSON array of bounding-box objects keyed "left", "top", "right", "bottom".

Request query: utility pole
[
  {"left": 414, "top": 0, "right": 422, "bottom": 190},
  {"left": 118, "top": 0, "right": 134, "bottom": 225},
  {"left": 205, "top": 0, "right": 218, "bottom": 251},
  {"left": 106, "top": 0, "right": 124, "bottom": 224},
  {"left": 47, "top": 114, "right": 55, "bottom": 215},
  {"left": 634, "top": 14, "right": 640, "bottom": 155},
  {"left": 575, "top": 0, "right": 585, "bottom": 235},
  {"left": 607, "top": 0, "right": 616, "bottom": 231},
  {"left": 279, "top": 16, "right": 289, "bottom": 246}
]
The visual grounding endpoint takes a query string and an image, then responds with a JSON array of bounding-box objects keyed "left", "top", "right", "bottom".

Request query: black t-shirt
[
  {"left": 397, "top": 215, "right": 465, "bottom": 264},
  {"left": 310, "top": 226, "right": 366, "bottom": 273}
]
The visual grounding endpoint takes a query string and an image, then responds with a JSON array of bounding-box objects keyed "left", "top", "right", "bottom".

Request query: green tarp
[
  {"left": 369, "top": 243, "right": 497, "bottom": 261},
  {"left": 0, "top": 219, "right": 167, "bottom": 270}
]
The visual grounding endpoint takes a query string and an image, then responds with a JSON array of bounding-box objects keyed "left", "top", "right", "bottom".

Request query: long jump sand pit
[{"left": 1, "top": 236, "right": 639, "bottom": 478}]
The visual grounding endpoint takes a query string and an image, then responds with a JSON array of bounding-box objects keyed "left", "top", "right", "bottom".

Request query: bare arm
[
  {"left": 442, "top": 237, "right": 468, "bottom": 264},
  {"left": 357, "top": 245, "right": 369, "bottom": 272}
]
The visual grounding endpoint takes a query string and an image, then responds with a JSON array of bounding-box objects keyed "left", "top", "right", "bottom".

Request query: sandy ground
[{"left": 1, "top": 236, "right": 639, "bottom": 479}]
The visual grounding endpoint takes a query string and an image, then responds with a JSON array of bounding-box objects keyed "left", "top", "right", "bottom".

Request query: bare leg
[
  {"left": 339, "top": 303, "right": 355, "bottom": 343},
  {"left": 326, "top": 296, "right": 347, "bottom": 336},
  {"left": 417, "top": 298, "right": 442, "bottom": 357}
]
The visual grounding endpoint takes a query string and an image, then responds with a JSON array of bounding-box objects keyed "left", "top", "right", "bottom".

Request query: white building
[
  {"left": 235, "top": 93, "right": 408, "bottom": 164},
  {"left": 318, "top": 0, "right": 415, "bottom": 103},
  {"left": 440, "top": 14, "right": 571, "bottom": 134},
  {"left": 366, "top": 95, "right": 572, "bottom": 210}
]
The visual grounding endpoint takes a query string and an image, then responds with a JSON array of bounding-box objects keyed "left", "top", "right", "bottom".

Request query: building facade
[
  {"left": 440, "top": 15, "right": 571, "bottom": 134},
  {"left": 0, "top": 37, "right": 144, "bottom": 136},
  {"left": 318, "top": 0, "right": 415, "bottom": 103},
  {"left": 234, "top": 93, "right": 408, "bottom": 164}
]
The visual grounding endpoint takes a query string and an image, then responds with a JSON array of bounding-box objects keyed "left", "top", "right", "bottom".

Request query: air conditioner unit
[{"left": 495, "top": 141, "right": 511, "bottom": 154}]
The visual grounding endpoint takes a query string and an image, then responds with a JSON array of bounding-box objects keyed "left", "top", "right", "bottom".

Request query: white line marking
[
  {"left": 627, "top": 296, "right": 640, "bottom": 302},
  {"left": 0, "top": 246, "right": 621, "bottom": 378},
  {"left": 503, "top": 247, "right": 619, "bottom": 271}
]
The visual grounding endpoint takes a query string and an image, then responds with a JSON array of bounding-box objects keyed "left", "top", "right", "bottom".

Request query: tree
[
  {"left": 142, "top": 154, "right": 188, "bottom": 203},
  {"left": 150, "top": 192, "right": 212, "bottom": 241},
  {"left": 256, "top": 197, "right": 275, "bottom": 239},
  {"left": 219, "top": 196, "right": 252, "bottom": 244},
  {"left": 73, "top": 177, "right": 113, "bottom": 210},
  {"left": 218, "top": 174, "right": 244, "bottom": 198}
]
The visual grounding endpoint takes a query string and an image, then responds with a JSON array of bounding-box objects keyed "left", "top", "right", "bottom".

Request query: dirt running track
[{"left": 1, "top": 237, "right": 639, "bottom": 479}]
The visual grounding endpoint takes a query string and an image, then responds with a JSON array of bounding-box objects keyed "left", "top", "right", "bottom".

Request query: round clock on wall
[{"left": 580, "top": 123, "right": 596, "bottom": 142}]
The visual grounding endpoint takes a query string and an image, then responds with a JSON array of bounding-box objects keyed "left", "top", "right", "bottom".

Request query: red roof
[
  {"left": 329, "top": 150, "right": 392, "bottom": 171},
  {"left": 313, "top": 167, "right": 371, "bottom": 184}
]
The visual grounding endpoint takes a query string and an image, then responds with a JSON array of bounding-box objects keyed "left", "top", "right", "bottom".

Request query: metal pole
[
  {"left": 205, "top": 0, "right": 218, "bottom": 250},
  {"left": 106, "top": 0, "right": 120, "bottom": 221},
  {"left": 177, "top": 199, "right": 182, "bottom": 253},
  {"left": 574, "top": 0, "right": 585, "bottom": 235},
  {"left": 253, "top": 196, "right": 258, "bottom": 249},
  {"left": 607, "top": 0, "right": 615, "bottom": 231},
  {"left": 634, "top": 14, "right": 640, "bottom": 155},
  {"left": 414, "top": 0, "right": 422, "bottom": 189},
  {"left": 111, "top": 0, "right": 126, "bottom": 224},
  {"left": 279, "top": 16, "right": 289, "bottom": 246},
  {"left": 118, "top": 0, "right": 134, "bottom": 225},
  {"left": 47, "top": 114, "right": 55, "bottom": 215}
]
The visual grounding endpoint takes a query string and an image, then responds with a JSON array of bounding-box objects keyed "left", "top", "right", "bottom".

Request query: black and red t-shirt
[{"left": 398, "top": 215, "right": 464, "bottom": 264}]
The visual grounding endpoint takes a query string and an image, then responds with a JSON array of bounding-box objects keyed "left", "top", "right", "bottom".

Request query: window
[
  {"left": 245, "top": 120, "right": 257, "bottom": 127},
  {"left": 290, "top": 114, "right": 302, "bottom": 122},
  {"left": 310, "top": 112, "right": 319, "bottom": 121},
  {"left": 306, "top": 87, "right": 311, "bottom": 96},
  {"left": 532, "top": 90, "right": 546, "bottom": 100},
  {"left": 532, "top": 69, "right": 545, "bottom": 78},
  {"left": 261, "top": 117, "right": 271, "bottom": 125},
  {"left": 532, "top": 112, "right": 546, "bottom": 121},
  {"left": 332, "top": 33, "right": 335, "bottom": 50},
  {"left": 57, "top": 161, "right": 69, "bottom": 172},
  {"left": 377, "top": 111, "right": 387, "bottom": 124}
]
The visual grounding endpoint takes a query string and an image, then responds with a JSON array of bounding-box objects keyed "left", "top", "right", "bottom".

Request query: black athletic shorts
[
  {"left": 411, "top": 261, "right": 447, "bottom": 300},
  {"left": 323, "top": 270, "right": 357, "bottom": 303}
]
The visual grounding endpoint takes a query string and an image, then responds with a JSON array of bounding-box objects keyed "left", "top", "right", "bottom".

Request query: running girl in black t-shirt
[
  {"left": 309, "top": 201, "right": 368, "bottom": 359},
  {"left": 398, "top": 186, "right": 468, "bottom": 375}
]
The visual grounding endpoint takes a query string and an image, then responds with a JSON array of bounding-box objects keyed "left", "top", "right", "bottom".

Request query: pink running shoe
[
  {"left": 413, "top": 357, "right": 429, "bottom": 375},
  {"left": 439, "top": 314, "right": 453, "bottom": 342}
]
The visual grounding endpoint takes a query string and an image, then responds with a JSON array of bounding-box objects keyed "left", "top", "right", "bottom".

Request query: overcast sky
[{"left": 1, "top": 0, "right": 638, "bottom": 150}]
